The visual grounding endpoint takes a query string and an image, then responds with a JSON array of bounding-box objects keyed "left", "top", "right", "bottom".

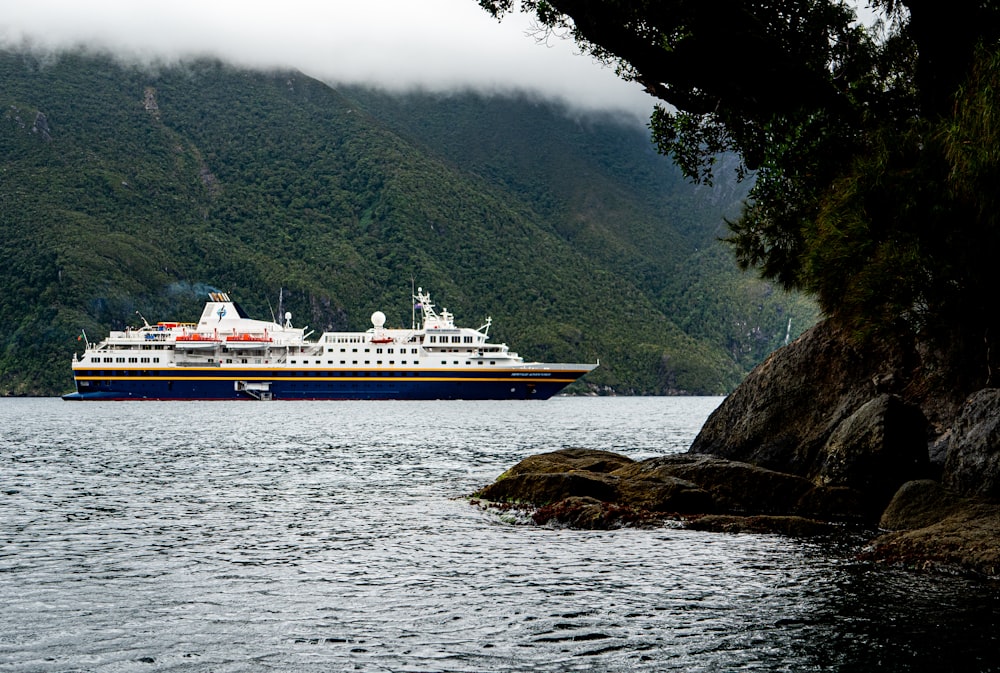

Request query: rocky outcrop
[
  {"left": 689, "top": 320, "right": 897, "bottom": 475},
  {"left": 810, "top": 394, "right": 929, "bottom": 513},
  {"left": 878, "top": 480, "right": 963, "bottom": 530},
  {"left": 943, "top": 389, "right": 1000, "bottom": 499},
  {"left": 685, "top": 321, "right": 997, "bottom": 574},
  {"left": 472, "top": 319, "right": 1000, "bottom": 577},
  {"left": 32, "top": 111, "right": 51, "bottom": 141},
  {"left": 472, "top": 448, "right": 864, "bottom": 532},
  {"left": 866, "top": 480, "right": 1000, "bottom": 576}
]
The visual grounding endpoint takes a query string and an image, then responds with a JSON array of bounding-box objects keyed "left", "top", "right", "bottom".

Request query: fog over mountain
[{"left": 0, "top": 0, "right": 656, "bottom": 119}]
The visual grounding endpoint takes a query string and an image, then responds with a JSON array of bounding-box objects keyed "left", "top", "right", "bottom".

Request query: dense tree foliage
[
  {"left": 479, "top": 0, "right": 1000, "bottom": 390},
  {"left": 0, "top": 50, "right": 813, "bottom": 395}
]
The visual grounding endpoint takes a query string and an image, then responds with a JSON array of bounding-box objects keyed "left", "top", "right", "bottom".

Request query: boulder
[
  {"left": 879, "top": 479, "right": 964, "bottom": 531},
  {"left": 475, "top": 470, "right": 619, "bottom": 505},
  {"left": 613, "top": 455, "right": 815, "bottom": 515},
  {"left": 811, "top": 394, "right": 930, "bottom": 513},
  {"left": 943, "top": 389, "right": 1000, "bottom": 499},
  {"left": 474, "top": 448, "right": 631, "bottom": 505},
  {"left": 473, "top": 448, "right": 863, "bottom": 521},
  {"left": 497, "top": 448, "right": 634, "bottom": 479},
  {"left": 864, "top": 501, "right": 1000, "bottom": 577},
  {"left": 689, "top": 320, "right": 896, "bottom": 476},
  {"left": 612, "top": 472, "right": 715, "bottom": 513}
]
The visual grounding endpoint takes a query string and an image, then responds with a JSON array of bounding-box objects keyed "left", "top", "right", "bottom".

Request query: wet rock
[
  {"left": 793, "top": 485, "right": 868, "bottom": 522},
  {"left": 811, "top": 394, "right": 930, "bottom": 514},
  {"left": 614, "top": 454, "right": 815, "bottom": 515},
  {"left": 475, "top": 470, "right": 619, "bottom": 505},
  {"left": 475, "top": 449, "right": 836, "bottom": 522},
  {"left": 864, "top": 501, "right": 1000, "bottom": 577},
  {"left": 943, "top": 389, "right": 1000, "bottom": 499},
  {"left": 685, "top": 514, "right": 836, "bottom": 537},
  {"left": 879, "top": 480, "right": 964, "bottom": 531},
  {"left": 498, "top": 448, "right": 634, "bottom": 479},
  {"left": 532, "top": 496, "right": 659, "bottom": 529},
  {"left": 613, "top": 472, "right": 715, "bottom": 514}
]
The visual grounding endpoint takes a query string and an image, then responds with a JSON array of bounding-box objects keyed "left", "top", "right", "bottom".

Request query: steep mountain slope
[
  {"left": 336, "top": 88, "right": 817, "bottom": 370},
  {"left": 0, "top": 49, "right": 814, "bottom": 395}
]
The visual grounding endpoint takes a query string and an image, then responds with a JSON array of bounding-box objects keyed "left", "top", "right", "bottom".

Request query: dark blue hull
[{"left": 62, "top": 366, "right": 590, "bottom": 400}]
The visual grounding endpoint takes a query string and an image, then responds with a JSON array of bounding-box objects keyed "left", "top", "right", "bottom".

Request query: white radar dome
[{"left": 371, "top": 311, "right": 386, "bottom": 328}]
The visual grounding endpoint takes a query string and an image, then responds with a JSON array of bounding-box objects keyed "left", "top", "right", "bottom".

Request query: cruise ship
[{"left": 62, "top": 289, "right": 597, "bottom": 400}]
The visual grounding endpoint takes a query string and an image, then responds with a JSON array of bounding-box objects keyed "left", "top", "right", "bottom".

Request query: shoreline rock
[
  {"left": 471, "top": 319, "right": 1000, "bottom": 579},
  {"left": 471, "top": 448, "right": 867, "bottom": 534}
]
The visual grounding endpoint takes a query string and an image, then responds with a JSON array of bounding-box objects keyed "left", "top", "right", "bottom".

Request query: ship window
[
  {"left": 388, "top": 348, "right": 394, "bottom": 354},
  {"left": 377, "top": 361, "right": 382, "bottom": 365},
  {"left": 341, "top": 360, "right": 346, "bottom": 365},
  {"left": 154, "top": 358, "right": 159, "bottom": 363},
  {"left": 227, "top": 359, "right": 233, "bottom": 363},
  {"left": 454, "top": 361, "right": 459, "bottom": 365},
  {"left": 365, "top": 361, "right": 370, "bottom": 365},
  {"left": 376, "top": 348, "right": 383, "bottom": 354},
  {"left": 441, "top": 360, "right": 447, "bottom": 365},
  {"left": 352, "top": 348, "right": 358, "bottom": 353},
  {"left": 429, "top": 336, "right": 437, "bottom": 343},
  {"left": 389, "top": 361, "right": 394, "bottom": 365},
  {"left": 411, "top": 349, "right": 418, "bottom": 354},
  {"left": 340, "top": 348, "right": 346, "bottom": 352},
  {"left": 478, "top": 361, "right": 484, "bottom": 366},
  {"left": 116, "top": 357, "right": 125, "bottom": 363},
  {"left": 451, "top": 336, "right": 461, "bottom": 343},
  {"left": 491, "top": 361, "right": 496, "bottom": 365},
  {"left": 104, "top": 357, "right": 112, "bottom": 363},
  {"left": 352, "top": 360, "right": 358, "bottom": 365},
  {"left": 464, "top": 336, "right": 473, "bottom": 343}
]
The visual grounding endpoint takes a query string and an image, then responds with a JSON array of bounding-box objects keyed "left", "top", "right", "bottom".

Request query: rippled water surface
[{"left": 2, "top": 397, "right": 998, "bottom": 672}]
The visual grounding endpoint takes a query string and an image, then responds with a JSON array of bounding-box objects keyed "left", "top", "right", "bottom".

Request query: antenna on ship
[
  {"left": 411, "top": 277, "right": 416, "bottom": 330},
  {"left": 135, "top": 310, "right": 151, "bottom": 329}
]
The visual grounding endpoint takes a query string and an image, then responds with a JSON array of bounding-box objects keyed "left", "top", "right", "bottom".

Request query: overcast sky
[{"left": 0, "top": 0, "right": 658, "bottom": 120}]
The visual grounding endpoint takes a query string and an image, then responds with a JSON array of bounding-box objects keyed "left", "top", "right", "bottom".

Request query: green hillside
[
  {"left": 342, "top": 89, "right": 817, "bottom": 371},
  {"left": 0, "top": 49, "right": 816, "bottom": 396}
]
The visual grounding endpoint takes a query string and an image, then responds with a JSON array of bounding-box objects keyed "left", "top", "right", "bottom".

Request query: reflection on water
[{"left": 1, "top": 397, "right": 997, "bottom": 672}]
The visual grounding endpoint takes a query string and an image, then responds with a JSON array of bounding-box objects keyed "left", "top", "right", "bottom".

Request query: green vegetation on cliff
[
  {"left": 479, "top": 1, "right": 1000, "bottom": 395},
  {"left": 0, "top": 49, "right": 814, "bottom": 395}
]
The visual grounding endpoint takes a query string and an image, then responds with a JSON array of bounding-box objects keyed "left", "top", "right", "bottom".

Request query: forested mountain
[{"left": 0, "top": 49, "right": 816, "bottom": 396}]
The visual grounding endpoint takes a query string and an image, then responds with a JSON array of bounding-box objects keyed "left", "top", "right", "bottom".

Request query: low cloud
[{"left": 0, "top": 0, "right": 657, "bottom": 120}]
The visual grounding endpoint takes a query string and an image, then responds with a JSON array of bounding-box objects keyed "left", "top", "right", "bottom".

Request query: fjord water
[{"left": 1, "top": 397, "right": 998, "bottom": 672}]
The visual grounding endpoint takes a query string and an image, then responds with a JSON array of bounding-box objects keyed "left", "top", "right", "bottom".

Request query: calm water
[{"left": 1, "top": 397, "right": 998, "bottom": 672}]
